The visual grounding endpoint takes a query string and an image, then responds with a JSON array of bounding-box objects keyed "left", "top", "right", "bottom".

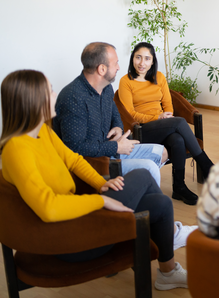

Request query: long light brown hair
[{"left": 0, "top": 70, "right": 51, "bottom": 151}]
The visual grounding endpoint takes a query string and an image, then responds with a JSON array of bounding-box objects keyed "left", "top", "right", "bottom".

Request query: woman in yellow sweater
[
  {"left": 0, "top": 69, "right": 190, "bottom": 290},
  {"left": 119, "top": 42, "right": 214, "bottom": 206}
]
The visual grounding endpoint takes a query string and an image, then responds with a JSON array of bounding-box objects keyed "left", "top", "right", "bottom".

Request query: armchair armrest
[{"left": 109, "top": 159, "right": 122, "bottom": 178}]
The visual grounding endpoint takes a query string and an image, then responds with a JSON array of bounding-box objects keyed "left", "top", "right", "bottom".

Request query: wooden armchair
[
  {"left": 113, "top": 89, "right": 204, "bottom": 183},
  {"left": 0, "top": 170, "right": 159, "bottom": 298}
]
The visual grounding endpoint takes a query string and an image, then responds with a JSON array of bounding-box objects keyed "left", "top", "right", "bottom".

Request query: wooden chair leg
[
  {"left": 2, "top": 244, "right": 33, "bottom": 298},
  {"left": 2, "top": 244, "right": 20, "bottom": 298},
  {"left": 134, "top": 211, "right": 152, "bottom": 298}
]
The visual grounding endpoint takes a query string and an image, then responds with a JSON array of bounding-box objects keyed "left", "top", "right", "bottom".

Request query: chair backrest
[
  {"left": 114, "top": 90, "right": 139, "bottom": 132},
  {"left": 169, "top": 89, "right": 199, "bottom": 125}
]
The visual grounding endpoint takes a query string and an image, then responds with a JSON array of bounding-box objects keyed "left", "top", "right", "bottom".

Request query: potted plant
[
  {"left": 168, "top": 74, "right": 201, "bottom": 104},
  {"left": 172, "top": 42, "right": 219, "bottom": 95},
  {"left": 128, "top": 0, "right": 219, "bottom": 97}
]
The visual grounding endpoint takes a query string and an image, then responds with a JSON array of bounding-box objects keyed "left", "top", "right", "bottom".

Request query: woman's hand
[
  {"left": 158, "top": 112, "right": 173, "bottom": 119},
  {"left": 101, "top": 195, "right": 134, "bottom": 212},
  {"left": 100, "top": 176, "right": 124, "bottom": 193}
]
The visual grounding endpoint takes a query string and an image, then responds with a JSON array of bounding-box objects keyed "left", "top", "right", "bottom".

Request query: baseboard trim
[{"left": 194, "top": 103, "right": 219, "bottom": 111}]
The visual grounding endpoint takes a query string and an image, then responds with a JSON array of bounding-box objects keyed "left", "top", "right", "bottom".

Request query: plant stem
[
  {"left": 167, "top": 31, "right": 172, "bottom": 80},
  {"left": 154, "top": 0, "right": 169, "bottom": 80}
]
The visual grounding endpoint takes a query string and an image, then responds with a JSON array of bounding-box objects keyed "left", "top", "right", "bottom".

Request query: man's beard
[{"left": 104, "top": 70, "right": 116, "bottom": 83}]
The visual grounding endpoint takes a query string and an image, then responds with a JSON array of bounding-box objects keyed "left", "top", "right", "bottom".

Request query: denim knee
[
  {"left": 121, "top": 159, "right": 161, "bottom": 186},
  {"left": 119, "top": 143, "right": 164, "bottom": 168}
]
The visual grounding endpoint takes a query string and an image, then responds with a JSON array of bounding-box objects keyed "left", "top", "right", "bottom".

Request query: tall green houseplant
[
  {"left": 128, "top": 0, "right": 219, "bottom": 97},
  {"left": 128, "top": 0, "right": 187, "bottom": 81},
  {"left": 172, "top": 42, "right": 219, "bottom": 95}
]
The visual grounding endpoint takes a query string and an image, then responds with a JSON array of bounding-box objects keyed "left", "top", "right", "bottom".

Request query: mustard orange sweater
[
  {"left": 2, "top": 124, "right": 106, "bottom": 222},
  {"left": 118, "top": 72, "right": 173, "bottom": 123}
]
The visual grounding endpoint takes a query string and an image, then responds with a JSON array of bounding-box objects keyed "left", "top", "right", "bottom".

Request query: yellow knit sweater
[
  {"left": 2, "top": 124, "right": 106, "bottom": 222},
  {"left": 118, "top": 72, "right": 173, "bottom": 123}
]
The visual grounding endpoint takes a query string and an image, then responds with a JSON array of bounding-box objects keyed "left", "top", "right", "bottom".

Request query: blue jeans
[{"left": 112, "top": 143, "right": 164, "bottom": 186}]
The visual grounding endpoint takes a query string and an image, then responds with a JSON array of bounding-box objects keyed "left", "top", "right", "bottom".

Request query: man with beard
[
  {"left": 53, "top": 42, "right": 168, "bottom": 185},
  {"left": 53, "top": 42, "right": 197, "bottom": 252}
]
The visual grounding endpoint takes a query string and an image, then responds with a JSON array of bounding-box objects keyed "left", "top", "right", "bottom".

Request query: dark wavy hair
[{"left": 128, "top": 42, "right": 158, "bottom": 84}]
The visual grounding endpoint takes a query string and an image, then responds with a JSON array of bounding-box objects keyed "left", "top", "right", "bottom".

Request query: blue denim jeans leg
[
  {"left": 121, "top": 159, "right": 160, "bottom": 186},
  {"left": 112, "top": 143, "right": 164, "bottom": 186}
]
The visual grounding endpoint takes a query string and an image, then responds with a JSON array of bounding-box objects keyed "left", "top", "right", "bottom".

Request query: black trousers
[
  {"left": 57, "top": 169, "right": 174, "bottom": 263},
  {"left": 141, "top": 117, "right": 202, "bottom": 170}
]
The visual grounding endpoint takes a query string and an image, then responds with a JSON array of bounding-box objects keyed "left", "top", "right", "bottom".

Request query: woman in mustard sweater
[
  {"left": 0, "top": 69, "right": 192, "bottom": 290},
  {"left": 119, "top": 42, "right": 214, "bottom": 206}
]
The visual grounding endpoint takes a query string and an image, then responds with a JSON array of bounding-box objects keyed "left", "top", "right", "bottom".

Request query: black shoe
[{"left": 172, "top": 184, "right": 198, "bottom": 205}]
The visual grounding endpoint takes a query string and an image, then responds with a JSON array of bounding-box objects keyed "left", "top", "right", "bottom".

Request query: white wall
[
  {"left": 1, "top": 0, "right": 219, "bottom": 134},
  {"left": 170, "top": 0, "right": 219, "bottom": 106}
]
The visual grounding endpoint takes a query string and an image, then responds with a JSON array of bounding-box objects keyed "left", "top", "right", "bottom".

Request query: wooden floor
[{"left": 0, "top": 108, "right": 219, "bottom": 298}]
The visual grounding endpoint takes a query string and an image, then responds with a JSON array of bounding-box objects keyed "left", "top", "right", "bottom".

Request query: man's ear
[{"left": 97, "top": 64, "right": 107, "bottom": 76}]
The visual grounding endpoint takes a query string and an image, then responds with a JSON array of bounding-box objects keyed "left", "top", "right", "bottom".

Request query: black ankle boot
[
  {"left": 194, "top": 151, "right": 214, "bottom": 179},
  {"left": 172, "top": 168, "right": 198, "bottom": 205}
]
